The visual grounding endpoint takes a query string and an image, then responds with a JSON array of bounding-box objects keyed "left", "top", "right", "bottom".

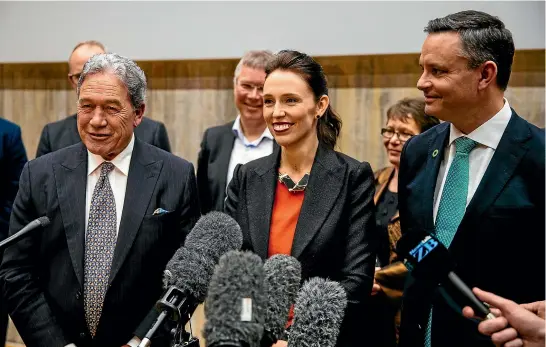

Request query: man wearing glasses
[
  {"left": 197, "top": 50, "right": 277, "bottom": 214},
  {"left": 35, "top": 41, "right": 171, "bottom": 158}
]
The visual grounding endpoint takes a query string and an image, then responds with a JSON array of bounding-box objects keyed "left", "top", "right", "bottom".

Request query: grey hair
[
  {"left": 425, "top": 10, "right": 515, "bottom": 91},
  {"left": 77, "top": 53, "right": 147, "bottom": 109},
  {"left": 233, "top": 50, "right": 274, "bottom": 83}
]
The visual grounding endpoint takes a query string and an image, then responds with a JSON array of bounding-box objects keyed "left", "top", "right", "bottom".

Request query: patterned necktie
[
  {"left": 84, "top": 162, "right": 117, "bottom": 337},
  {"left": 424, "top": 137, "right": 478, "bottom": 347}
]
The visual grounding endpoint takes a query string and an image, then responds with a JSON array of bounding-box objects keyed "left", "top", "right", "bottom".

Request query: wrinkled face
[
  {"left": 77, "top": 72, "right": 144, "bottom": 160},
  {"left": 417, "top": 32, "right": 482, "bottom": 123},
  {"left": 263, "top": 70, "right": 328, "bottom": 149},
  {"left": 382, "top": 115, "right": 421, "bottom": 167},
  {"left": 234, "top": 66, "right": 267, "bottom": 123},
  {"left": 68, "top": 44, "right": 105, "bottom": 90}
]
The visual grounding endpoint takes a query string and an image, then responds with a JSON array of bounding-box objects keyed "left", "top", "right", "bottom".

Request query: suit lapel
[
  {"left": 246, "top": 148, "right": 279, "bottom": 259},
  {"left": 291, "top": 146, "right": 345, "bottom": 259},
  {"left": 54, "top": 143, "right": 87, "bottom": 288},
  {"left": 419, "top": 124, "right": 450, "bottom": 232},
  {"left": 454, "top": 112, "right": 531, "bottom": 245},
  {"left": 68, "top": 114, "right": 81, "bottom": 144},
  {"left": 108, "top": 140, "right": 163, "bottom": 285},
  {"left": 217, "top": 126, "right": 236, "bottom": 200}
]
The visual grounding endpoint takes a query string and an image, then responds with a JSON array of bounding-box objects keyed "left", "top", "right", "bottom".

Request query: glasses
[
  {"left": 237, "top": 81, "right": 264, "bottom": 95},
  {"left": 381, "top": 128, "right": 415, "bottom": 142},
  {"left": 68, "top": 72, "right": 82, "bottom": 84}
]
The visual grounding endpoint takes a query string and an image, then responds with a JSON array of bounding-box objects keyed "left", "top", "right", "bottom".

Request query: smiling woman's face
[
  {"left": 382, "top": 115, "right": 421, "bottom": 168},
  {"left": 262, "top": 69, "right": 327, "bottom": 149}
]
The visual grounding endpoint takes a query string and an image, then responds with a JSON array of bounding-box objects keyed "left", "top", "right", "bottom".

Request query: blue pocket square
[{"left": 153, "top": 208, "right": 171, "bottom": 216}]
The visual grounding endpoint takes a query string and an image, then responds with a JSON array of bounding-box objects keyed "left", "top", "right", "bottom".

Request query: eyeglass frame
[
  {"left": 381, "top": 128, "right": 416, "bottom": 142},
  {"left": 236, "top": 80, "right": 264, "bottom": 95},
  {"left": 68, "top": 72, "right": 82, "bottom": 84}
]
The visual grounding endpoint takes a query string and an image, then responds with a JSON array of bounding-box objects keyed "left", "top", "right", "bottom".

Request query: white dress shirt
[
  {"left": 433, "top": 99, "right": 512, "bottom": 223},
  {"left": 66, "top": 134, "right": 140, "bottom": 347},
  {"left": 226, "top": 115, "right": 274, "bottom": 186}
]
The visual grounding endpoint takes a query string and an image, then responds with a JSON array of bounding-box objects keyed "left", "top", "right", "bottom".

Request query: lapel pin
[{"left": 432, "top": 149, "right": 439, "bottom": 158}]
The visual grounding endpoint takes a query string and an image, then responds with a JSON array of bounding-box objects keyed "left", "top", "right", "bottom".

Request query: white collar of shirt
[
  {"left": 448, "top": 98, "right": 512, "bottom": 150},
  {"left": 87, "top": 133, "right": 135, "bottom": 176},
  {"left": 232, "top": 115, "right": 274, "bottom": 147}
]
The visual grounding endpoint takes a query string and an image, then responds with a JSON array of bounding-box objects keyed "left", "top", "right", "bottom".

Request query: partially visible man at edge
[{"left": 36, "top": 40, "right": 171, "bottom": 158}]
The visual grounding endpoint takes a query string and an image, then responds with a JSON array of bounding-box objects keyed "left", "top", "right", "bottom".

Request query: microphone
[
  {"left": 138, "top": 212, "right": 243, "bottom": 347},
  {"left": 203, "top": 250, "right": 266, "bottom": 347},
  {"left": 0, "top": 216, "right": 50, "bottom": 251},
  {"left": 261, "top": 255, "right": 301, "bottom": 347},
  {"left": 287, "top": 278, "right": 347, "bottom": 347},
  {"left": 396, "top": 231, "right": 495, "bottom": 320}
]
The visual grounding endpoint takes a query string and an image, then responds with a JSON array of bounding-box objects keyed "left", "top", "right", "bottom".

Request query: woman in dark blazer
[{"left": 225, "top": 50, "right": 377, "bottom": 347}]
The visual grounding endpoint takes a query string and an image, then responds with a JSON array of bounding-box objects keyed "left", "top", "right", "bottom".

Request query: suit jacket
[
  {"left": 35, "top": 114, "right": 171, "bottom": 158},
  {"left": 0, "top": 139, "right": 200, "bottom": 347},
  {"left": 225, "top": 144, "right": 377, "bottom": 347},
  {"left": 397, "top": 110, "right": 545, "bottom": 347},
  {"left": 0, "top": 118, "right": 27, "bottom": 241},
  {"left": 197, "top": 121, "right": 279, "bottom": 214}
]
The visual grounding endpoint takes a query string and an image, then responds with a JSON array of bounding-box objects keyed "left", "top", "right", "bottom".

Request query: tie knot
[
  {"left": 100, "top": 162, "right": 115, "bottom": 177},
  {"left": 455, "top": 137, "right": 477, "bottom": 155}
]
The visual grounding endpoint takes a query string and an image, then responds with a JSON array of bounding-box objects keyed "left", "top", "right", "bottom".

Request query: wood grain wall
[{"left": 1, "top": 50, "right": 544, "bottom": 346}]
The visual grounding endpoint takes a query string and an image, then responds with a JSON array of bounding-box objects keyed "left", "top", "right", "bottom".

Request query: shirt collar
[
  {"left": 232, "top": 115, "right": 274, "bottom": 147},
  {"left": 87, "top": 133, "right": 135, "bottom": 176},
  {"left": 449, "top": 98, "right": 512, "bottom": 150}
]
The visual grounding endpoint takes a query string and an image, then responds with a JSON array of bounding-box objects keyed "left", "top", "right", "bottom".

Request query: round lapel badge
[{"left": 432, "top": 149, "right": 439, "bottom": 157}]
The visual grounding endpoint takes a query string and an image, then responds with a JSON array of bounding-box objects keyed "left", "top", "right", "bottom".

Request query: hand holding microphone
[{"left": 462, "top": 288, "right": 545, "bottom": 347}]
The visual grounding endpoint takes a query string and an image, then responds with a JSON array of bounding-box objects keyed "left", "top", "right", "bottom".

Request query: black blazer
[
  {"left": 35, "top": 114, "right": 171, "bottom": 158},
  {"left": 0, "top": 139, "right": 200, "bottom": 347},
  {"left": 397, "top": 110, "right": 545, "bottom": 347},
  {"left": 0, "top": 118, "right": 27, "bottom": 240},
  {"left": 225, "top": 144, "right": 377, "bottom": 347},
  {"left": 197, "top": 121, "right": 279, "bottom": 214}
]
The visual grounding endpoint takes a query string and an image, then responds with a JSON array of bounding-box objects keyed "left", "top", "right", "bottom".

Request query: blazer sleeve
[
  {"left": 397, "top": 136, "right": 415, "bottom": 235},
  {"left": 179, "top": 162, "right": 201, "bottom": 240},
  {"left": 0, "top": 162, "right": 70, "bottom": 346},
  {"left": 154, "top": 122, "right": 171, "bottom": 153},
  {"left": 336, "top": 161, "right": 377, "bottom": 347},
  {"left": 223, "top": 163, "right": 243, "bottom": 218},
  {"left": 35, "top": 124, "right": 52, "bottom": 158},
  {"left": 196, "top": 129, "right": 213, "bottom": 215},
  {"left": 1, "top": 125, "right": 27, "bottom": 239}
]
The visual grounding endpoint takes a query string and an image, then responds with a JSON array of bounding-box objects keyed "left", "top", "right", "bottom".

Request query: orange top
[
  {"left": 269, "top": 180, "right": 305, "bottom": 327},
  {"left": 268, "top": 180, "right": 305, "bottom": 258}
]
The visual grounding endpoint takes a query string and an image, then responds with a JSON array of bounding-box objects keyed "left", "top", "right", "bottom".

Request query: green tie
[{"left": 424, "top": 136, "right": 478, "bottom": 347}]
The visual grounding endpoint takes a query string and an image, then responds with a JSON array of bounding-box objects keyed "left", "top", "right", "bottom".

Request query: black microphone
[
  {"left": 261, "top": 255, "right": 301, "bottom": 347},
  {"left": 396, "top": 231, "right": 495, "bottom": 320},
  {"left": 0, "top": 216, "right": 50, "bottom": 251},
  {"left": 204, "top": 250, "right": 266, "bottom": 347},
  {"left": 138, "top": 212, "right": 243, "bottom": 347},
  {"left": 287, "top": 277, "right": 347, "bottom": 347}
]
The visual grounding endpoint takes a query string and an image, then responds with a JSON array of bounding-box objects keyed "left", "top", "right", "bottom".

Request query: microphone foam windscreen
[
  {"left": 263, "top": 254, "right": 301, "bottom": 340},
  {"left": 164, "top": 247, "right": 216, "bottom": 302},
  {"left": 204, "top": 250, "right": 266, "bottom": 347},
  {"left": 184, "top": 211, "right": 243, "bottom": 262},
  {"left": 288, "top": 277, "right": 347, "bottom": 347},
  {"left": 37, "top": 216, "right": 51, "bottom": 227}
]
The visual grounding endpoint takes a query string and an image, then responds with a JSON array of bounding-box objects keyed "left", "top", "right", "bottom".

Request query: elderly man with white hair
[{"left": 0, "top": 53, "right": 200, "bottom": 347}]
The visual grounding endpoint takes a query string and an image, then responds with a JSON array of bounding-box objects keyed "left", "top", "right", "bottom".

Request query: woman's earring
[{"left": 316, "top": 114, "right": 321, "bottom": 119}]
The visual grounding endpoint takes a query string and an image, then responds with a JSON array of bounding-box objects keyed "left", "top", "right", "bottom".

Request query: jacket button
[
  {"left": 418, "top": 324, "right": 422, "bottom": 330},
  {"left": 75, "top": 291, "right": 81, "bottom": 300},
  {"left": 79, "top": 332, "right": 86, "bottom": 338}
]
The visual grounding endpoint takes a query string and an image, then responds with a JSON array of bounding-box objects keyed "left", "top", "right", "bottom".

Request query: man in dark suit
[
  {"left": 0, "top": 53, "right": 200, "bottom": 347},
  {"left": 197, "top": 50, "right": 277, "bottom": 214},
  {"left": 36, "top": 40, "right": 170, "bottom": 158},
  {"left": 0, "top": 118, "right": 27, "bottom": 345},
  {"left": 397, "top": 10, "right": 545, "bottom": 347}
]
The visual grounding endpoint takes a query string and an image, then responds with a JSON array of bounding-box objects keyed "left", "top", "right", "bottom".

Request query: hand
[
  {"left": 371, "top": 266, "right": 382, "bottom": 295},
  {"left": 272, "top": 340, "right": 288, "bottom": 347},
  {"left": 462, "top": 287, "right": 545, "bottom": 347}
]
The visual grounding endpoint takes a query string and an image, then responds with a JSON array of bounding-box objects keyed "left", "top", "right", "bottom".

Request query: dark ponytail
[{"left": 265, "top": 50, "right": 342, "bottom": 149}]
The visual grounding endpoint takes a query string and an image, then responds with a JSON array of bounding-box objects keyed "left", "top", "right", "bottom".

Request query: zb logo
[{"left": 409, "top": 236, "right": 439, "bottom": 262}]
